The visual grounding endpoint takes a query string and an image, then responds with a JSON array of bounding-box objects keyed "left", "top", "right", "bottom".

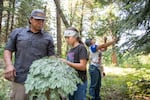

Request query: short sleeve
[
  {"left": 5, "top": 28, "right": 21, "bottom": 52},
  {"left": 90, "top": 44, "right": 97, "bottom": 53},
  {"left": 79, "top": 45, "right": 88, "bottom": 60}
]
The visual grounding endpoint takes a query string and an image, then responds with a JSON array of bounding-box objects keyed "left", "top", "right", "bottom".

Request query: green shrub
[
  {"left": 126, "top": 68, "right": 150, "bottom": 99},
  {"left": 103, "top": 49, "right": 145, "bottom": 68},
  {"left": 0, "top": 69, "right": 10, "bottom": 100},
  {"left": 101, "top": 75, "right": 129, "bottom": 100},
  {"left": 0, "top": 46, "right": 4, "bottom": 58}
]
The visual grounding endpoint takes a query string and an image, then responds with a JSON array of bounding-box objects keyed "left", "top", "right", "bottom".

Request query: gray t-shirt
[{"left": 5, "top": 27, "right": 55, "bottom": 84}]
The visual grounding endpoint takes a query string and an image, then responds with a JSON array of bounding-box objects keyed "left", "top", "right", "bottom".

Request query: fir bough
[{"left": 25, "top": 57, "right": 82, "bottom": 100}]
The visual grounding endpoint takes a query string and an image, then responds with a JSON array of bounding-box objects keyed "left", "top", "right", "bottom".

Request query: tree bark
[
  {"left": 45, "top": 89, "right": 51, "bottom": 100},
  {"left": 10, "top": 0, "right": 16, "bottom": 32},
  {"left": 56, "top": 0, "right": 62, "bottom": 56},
  {"left": 111, "top": 45, "right": 117, "bottom": 65},
  {"left": 0, "top": 0, "right": 3, "bottom": 35},
  {"left": 69, "top": 1, "right": 78, "bottom": 26},
  {"left": 108, "top": 19, "right": 117, "bottom": 65},
  {"left": 44, "top": 5, "right": 47, "bottom": 31},
  {"left": 54, "top": 0, "right": 70, "bottom": 28},
  {"left": 79, "top": 1, "right": 85, "bottom": 37},
  {"left": 5, "top": 0, "right": 11, "bottom": 42}
]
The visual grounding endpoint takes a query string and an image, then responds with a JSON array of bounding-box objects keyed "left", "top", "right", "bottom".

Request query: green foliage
[
  {"left": 102, "top": 49, "right": 112, "bottom": 65},
  {"left": 133, "top": 33, "right": 150, "bottom": 55},
  {"left": 101, "top": 75, "right": 129, "bottom": 100},
  {"left": 0, "top": 47, "right": 4, "bottom": 58},
  {"left": 0, "top": 69, "right": 10, "bottom": 100},
  {"left": 94, "top": 0, "right": 150, "bottom": 54},
  {"left": 126, "top": 68, "right": 150, "bottom": 99},
  {"left": 102, "top": 48, "right": 146, "bottom": 68},
  {"left": 101, "top": 66, "right": 150, "bottom": 100},
  {"left": 119, "top": 0, "right": 150, "bottom": 54},
  {"left": 121, "top": 0, "right": 149, "bottom": 27},
  {"left": 16, "top": 0, "right": 46, "bottom": 27},
  {"left": 94, "top": 0, "right": 114, "bottom": 6},
  {"left": 118, "top": 52, "right": 142, "bottom": 68},
  {"left": 0, "top": 44, "right": 5, "bottom": 58},
  {"left": 25, "top": 57, "right": 82, "bottom": 100}
]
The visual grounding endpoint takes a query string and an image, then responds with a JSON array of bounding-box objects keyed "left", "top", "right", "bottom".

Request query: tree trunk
[
  {"left": 44, "top": 5, "right": 47, "bottom": 31},
  {"left": 45, "top": 89, "right": 51, "bottom": 100},
  {"left": 108, "top": 19, "right": 117, "bottom": 65},
  {"left": 10, "top": 0, "right": 16, "bottom": 32},
  {"left": 79, "top": 1, "right": 85, "bottom": 37},
  {"left": 111, "top": 45, "right": 117, "bottom": 65},
  {"left": 56, "top": 0, "right": 62, "bottom": 56},
  {"left": 5, "top": 0, "right": 11, "bottom": 42},
  {"left": 0, "top": 0, "right": 3, "bottom": 44},
  {"left": 0, "top": 0, "right": 3, "bottom": 35},
  {"left": 69, "top": 0, "right": 78, "bottom": 26},
  {"left": 54, "top": 0, "right": 70, "bottom": 28}
]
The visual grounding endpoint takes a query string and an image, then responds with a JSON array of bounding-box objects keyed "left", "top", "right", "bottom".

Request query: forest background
[{"left": 0, "top": 0, "right": 150, "bottom": 100}]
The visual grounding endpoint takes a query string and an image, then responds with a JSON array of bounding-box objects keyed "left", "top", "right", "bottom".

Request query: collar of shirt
[{"left": 27, "top": 28, "right": 44, "bottom": 35}]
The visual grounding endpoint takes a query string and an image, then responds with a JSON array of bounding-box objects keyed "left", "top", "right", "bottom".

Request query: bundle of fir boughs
[{"left": 25, "top": 57, "right": 82, "bottom": 100}]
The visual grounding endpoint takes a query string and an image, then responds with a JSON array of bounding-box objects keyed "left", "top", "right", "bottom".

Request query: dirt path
[{"left": 104, "top": 66, "right": 136, "bottom": 75}]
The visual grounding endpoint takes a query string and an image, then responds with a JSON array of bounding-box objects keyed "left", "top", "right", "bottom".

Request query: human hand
[
  {"left": 104, "top": 36, "right": 107, "bottom": 43},
  {"left": 4, "top": 65, "right": 16, "bottom": 81},
  {"left": 60, "top": 58, "right": 68, "bottom": 63},
  {"left": 101, "top": 47, "right": 107, "bottom": 51}
]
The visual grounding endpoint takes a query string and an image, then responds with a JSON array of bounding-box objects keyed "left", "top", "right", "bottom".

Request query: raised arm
[{"left": 97, "top": 39, "right": 116, "bottom": 50}]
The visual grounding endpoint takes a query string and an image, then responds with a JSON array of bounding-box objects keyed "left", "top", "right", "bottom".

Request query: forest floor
[
  {"left": 0, "top": 59, "right": 149, "bottom": 100},
  {"left": 101, "top": 66, "right": 150, "bottom": 100}
]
